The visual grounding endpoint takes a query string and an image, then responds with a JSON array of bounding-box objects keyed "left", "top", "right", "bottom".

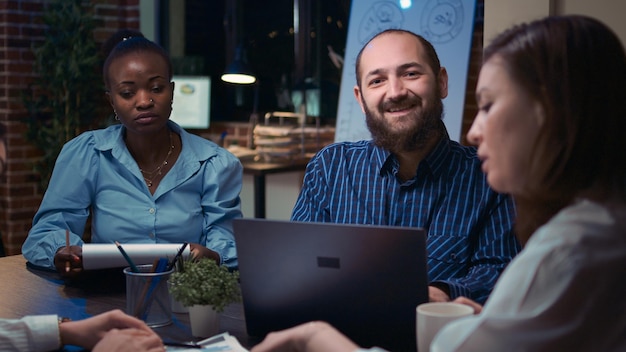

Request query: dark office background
[{"left": 158, "top": 0, "right": 351, "bottom": 125}]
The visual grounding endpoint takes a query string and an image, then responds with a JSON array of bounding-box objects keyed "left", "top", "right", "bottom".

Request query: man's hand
[
  {"left": 452, "top": 296, "right": 483, "bottom": 314},
  {"left": 429, "top": 286, "right": 451, "bottom": 302}
]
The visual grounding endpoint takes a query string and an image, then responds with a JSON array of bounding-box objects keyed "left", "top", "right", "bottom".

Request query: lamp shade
[{"left": 221, "top": 46, "right": 256, "bottom": 84}]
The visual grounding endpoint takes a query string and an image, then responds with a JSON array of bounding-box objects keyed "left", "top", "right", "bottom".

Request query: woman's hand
[
  {"left": 92, "top": 328, "right": 165, "bottom": 352},
  {"left": 54, "top": 245, "right": 83, "bottom": 277},
  {"left": 251, "top": 321, "right": 358, "bottom": 352},
  {"left": 60, "top": 309, "right": 162, "bottom": 350},
  {"left": 188, "top": 243, "right": 220, "bottom": 264},
  {"left": 452, "top": 296, "right": 483, "bottom": 314}
]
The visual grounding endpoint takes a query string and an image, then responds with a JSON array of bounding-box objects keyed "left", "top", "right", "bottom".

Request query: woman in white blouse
[{"left": 0, "top": 309, "right": 163, "bottom": 351}]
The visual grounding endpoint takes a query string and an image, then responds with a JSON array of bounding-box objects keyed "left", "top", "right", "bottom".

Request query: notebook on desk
[{"left": 233, "top": 218, "right": 428, "bottom": 350}]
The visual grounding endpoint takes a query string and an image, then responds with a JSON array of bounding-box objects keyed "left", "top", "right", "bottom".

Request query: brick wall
[
  {"left": 0, "top": 0, "right": 139, "bottom": 255},
  {"left": 461, "top": 2, "right": 484, "bottom": 146}
]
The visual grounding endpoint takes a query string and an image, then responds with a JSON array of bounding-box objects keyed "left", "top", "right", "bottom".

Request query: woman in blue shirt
[{"left": 22, "top": 36, "right": 242, "bottom": 276}]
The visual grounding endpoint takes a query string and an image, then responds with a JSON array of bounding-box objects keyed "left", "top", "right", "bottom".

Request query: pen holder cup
[{"left": 124, "top": 264, "right": 174, "bottom": 327}]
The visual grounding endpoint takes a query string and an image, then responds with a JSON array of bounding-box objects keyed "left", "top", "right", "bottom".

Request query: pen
[
  {"left": 167, "top": 242, "right": 188, "bottom": 271},
  {"left": 138, "top": 258, "right": 170, "bottom": 319},
  {"left": 138, "top": 258, "right": 168, "bottom": 320},
  {"left": 65, "top": 229, "right": 70, "bottom": 273},
  {"left": 114, "top": 241, "right": 139, "bottom": 272},
  {"left": 163, "top": 341, "right": 202, "bottom": 349},
  {"left": 134, "top": 258, "right": 160, "bottom": 318}
]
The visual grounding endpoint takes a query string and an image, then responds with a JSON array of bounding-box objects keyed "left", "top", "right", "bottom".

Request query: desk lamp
[
  {"left": 221, "top": 45, "right": 256, "bottom": 85},
  {"left": 221, "top": 46, "right": 259, "bottom": 149}
]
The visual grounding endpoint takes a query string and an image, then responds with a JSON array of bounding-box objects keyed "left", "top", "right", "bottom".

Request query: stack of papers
[
  {"left": 253, "top": 125, "right": 335, "bottom": 161},
  {"left": 226, "top": 145, "right": 258, "bottom": 161}
]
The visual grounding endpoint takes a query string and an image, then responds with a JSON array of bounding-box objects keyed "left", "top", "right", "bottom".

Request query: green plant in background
[
  {"left": 22, "top": 0, "right": 103, "bottom": 191},
  {"left": 168, "top": 258, "right": 241, "bottom": 313}
]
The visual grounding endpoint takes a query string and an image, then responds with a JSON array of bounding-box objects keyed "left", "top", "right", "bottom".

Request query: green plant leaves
[
  {"left": 168, "top": 258, "right": 241, "bottom": 313},
  {"left": 22, "top": 0, "right": 104, "bottom": 191}
]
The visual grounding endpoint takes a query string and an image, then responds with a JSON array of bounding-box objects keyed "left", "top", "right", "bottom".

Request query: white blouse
[
  {"left": 0, "top": 315, "right": 60, "bottom": 351},
  {"left": 431, "top": 198, "right": 626, "bottom": 351}
]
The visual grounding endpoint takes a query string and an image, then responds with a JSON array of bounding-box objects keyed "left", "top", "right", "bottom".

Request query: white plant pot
[{"left": 188, "top": 304, "right": 220, "bottom": 338}]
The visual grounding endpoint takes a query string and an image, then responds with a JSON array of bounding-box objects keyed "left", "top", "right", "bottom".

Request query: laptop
[{"left": 233, "top": 218, "right": 428, "bottom": 350}]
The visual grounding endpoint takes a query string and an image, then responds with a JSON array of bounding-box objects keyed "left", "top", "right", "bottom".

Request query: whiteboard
[{"left": 335, "top": 0, "right": 476, "bottom": 142}]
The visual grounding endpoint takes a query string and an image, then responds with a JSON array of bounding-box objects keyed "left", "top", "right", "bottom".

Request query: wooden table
[
  {"left": 241, "top": 158, "right": 309, "bottom": 218},
  {"left": 0, "top": 255, "right": 259, "bottom": 348}
]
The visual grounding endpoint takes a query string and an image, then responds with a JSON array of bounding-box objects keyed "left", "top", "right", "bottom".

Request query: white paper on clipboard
[{"left": 82, "top": 243, "right": 190, "bottom": 270}]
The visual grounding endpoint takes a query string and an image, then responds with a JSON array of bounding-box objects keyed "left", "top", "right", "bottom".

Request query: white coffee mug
[{"left": 416, "top": 302, "right": 474, "bottom": 351}]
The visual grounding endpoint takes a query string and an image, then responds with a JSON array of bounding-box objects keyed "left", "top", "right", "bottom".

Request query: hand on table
[
  {"left": 92, "top": 328, "right": 165, "bottom": 352},
  {"left": 428, "top": 286, "right": 451, "bottom": 302},
  {"left": 54, "top": 245, "right": 83, "bottom": 277},
  {"left": 452, "top": 296, "right": 483, "bottom": 314},
  {"left": 251, "top": 321, "right": 358, "bottom": 352},
  {"left": 429, "top": 286, "right": 482, "bottom": 314},
  {"left": 60, "top": 309, "right": 163, "bottom": 350}
]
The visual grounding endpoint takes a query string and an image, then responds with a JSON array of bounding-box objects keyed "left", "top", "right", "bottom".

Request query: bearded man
[{"left": 291, "top": 30, "right": 520, "bottom": 304}]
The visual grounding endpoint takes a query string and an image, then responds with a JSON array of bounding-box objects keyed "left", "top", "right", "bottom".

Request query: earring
[{"left": 114, "top": 111, "right": 119, "bottom": 120}]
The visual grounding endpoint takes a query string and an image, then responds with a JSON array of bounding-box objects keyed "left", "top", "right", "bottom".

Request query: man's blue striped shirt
[{"left": 291, "top": 136, "right": 520, "bottom": 304}]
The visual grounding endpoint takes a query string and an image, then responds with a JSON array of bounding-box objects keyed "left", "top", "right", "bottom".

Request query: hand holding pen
[
  {"left": 54, "top": 231, "right": 83, "bottom": 277},
  {"left": 65, "top": 229, "right": 71, "bottom": 273}
]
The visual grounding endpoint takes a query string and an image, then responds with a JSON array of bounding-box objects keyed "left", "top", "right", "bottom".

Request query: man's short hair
[{"left": 354, "top": 29, "right": 441, "bottom": 88}]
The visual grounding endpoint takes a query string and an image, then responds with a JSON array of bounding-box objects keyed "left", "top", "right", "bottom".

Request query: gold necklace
[{"left": 140, "top": 131, "right": 174, "bottom": 187}]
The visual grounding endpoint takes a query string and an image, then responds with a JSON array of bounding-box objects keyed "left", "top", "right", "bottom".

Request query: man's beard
[{"left": 364, "top": 93, "right": 444, "bottom": 153}]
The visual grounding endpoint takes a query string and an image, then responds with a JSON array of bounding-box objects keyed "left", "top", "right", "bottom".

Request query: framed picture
[{"left": 170, "top": 76, "right": 211, "bottom": 129}]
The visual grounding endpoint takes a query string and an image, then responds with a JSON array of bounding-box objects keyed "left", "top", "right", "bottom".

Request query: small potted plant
[{"left": 168, "top": 257, "right": 241, "bottom": 337}]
